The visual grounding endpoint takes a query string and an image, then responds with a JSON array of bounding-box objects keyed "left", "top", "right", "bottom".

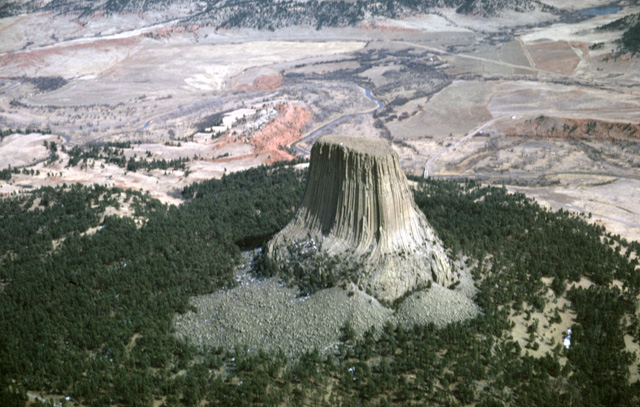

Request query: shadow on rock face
[{"left": 267, "top": 135, "right": 454, "bottom": 303}]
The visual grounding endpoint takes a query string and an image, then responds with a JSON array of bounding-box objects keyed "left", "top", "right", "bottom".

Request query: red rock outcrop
[{"left": 249, "top": 103, "right": 311, "bottom": 164}]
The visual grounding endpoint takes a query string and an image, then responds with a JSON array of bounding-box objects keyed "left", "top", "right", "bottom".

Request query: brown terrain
[
  {"left": 0, "top": 37, "right": 141, "bottom": 75},
  {"left": 249, "top": 103, "right": 311, "bottom": 163},
  {"left": 1, "top": 2, "right": 638, "bottom": 246},
  {"left": 239, "top": 74, "right": 284, "bottom": 92},
  {"left": 525, "top": 39, "right": 581, "bottom": 75}
]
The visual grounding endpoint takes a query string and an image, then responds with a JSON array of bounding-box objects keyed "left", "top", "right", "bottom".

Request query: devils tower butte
[{"left": 267, "top": 136, "right": 454, "bottom": 302}]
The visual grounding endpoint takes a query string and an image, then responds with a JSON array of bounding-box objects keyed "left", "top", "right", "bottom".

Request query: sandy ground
[
  {"left": 526, "top": 40, "right": 580, "bottom": 75},
  {"left": 387, "top": 80, "right": 497, "bottom": 139},
  {"left": 487, "top": 81, "right": 640, "bottom": 121},
  {"left": 509, "top": 179, "right": 640, "bottom": 244},
  {"left": 0, "top": 133, "right": 60, "bottom": 168},
  {"left": 6, "top": 40, "right": 365, "bottom": 98}
]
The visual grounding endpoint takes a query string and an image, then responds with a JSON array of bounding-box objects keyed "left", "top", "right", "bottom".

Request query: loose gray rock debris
[
  {"left": 174, "top": 137, "right": 481, "bottom": 357},
  {"left": 174, "top": 257, "right": 479, "bottom": 358}
]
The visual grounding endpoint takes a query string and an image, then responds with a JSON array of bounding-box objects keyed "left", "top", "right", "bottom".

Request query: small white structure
[{"left": 563, "top": 328, "right": 572, "bottom": 349}]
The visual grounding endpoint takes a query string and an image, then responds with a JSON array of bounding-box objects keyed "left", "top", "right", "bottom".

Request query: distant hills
[
  {"left": 190, "top": 0, "right": 537, "bottom": 30},
  {"left": 598, "top": 12, "right": 640, "bottom": 55},
  {"left": 1, "top": 0, "right": 537, "bottom": 26},
  {"left": 0, "top": 0, "right": 174, "bottom": 18}
]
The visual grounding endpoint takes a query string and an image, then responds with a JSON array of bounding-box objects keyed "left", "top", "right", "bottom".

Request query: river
[{"left": 579, "top": 6, "right": 621, "bottom": 15}]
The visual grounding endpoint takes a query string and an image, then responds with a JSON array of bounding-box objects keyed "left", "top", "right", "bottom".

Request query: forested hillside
[
  {"left": 1, "top": 163, "right": 639, "bottom": 406},
  {"left": 191, "top": 0, "right": 536, "bottom": 30},
  {"left": 598, "top": 12, "right": 640, "bottom": 55},
  {"left": 0, "top": 0, "right": 536, "bottom": 26}
]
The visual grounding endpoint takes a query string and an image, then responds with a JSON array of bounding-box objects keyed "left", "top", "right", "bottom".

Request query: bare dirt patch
[
  {"left": 525, "top": 40, "right": 580, "bottom": 75},
  {"left": 386, "top": 80, "right": 496, "bottom": 139},
  {"left": 246, "top": 74, "right": 283, "bottom": 91},
  {"left": 487, "top": 81, "right": 640, "bottom": 122},
  {"left": 0, "top": 133, "right": 60, "bottom": 168},
  {"left": 445, "top": 54, "right": 520, "bottom": 76},
  {"left": 570, "top": 40, "right": 589, "bottom": 58},
  {"left": 232, "top": 67, "right": 283, "bottom": 91}
]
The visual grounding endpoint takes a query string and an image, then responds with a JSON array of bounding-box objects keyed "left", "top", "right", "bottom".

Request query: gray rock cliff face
[{"left": 267, "top": 135, "right": 453, "bottom": 302}]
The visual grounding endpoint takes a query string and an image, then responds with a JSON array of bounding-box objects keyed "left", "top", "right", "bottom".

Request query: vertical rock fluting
[{"left": 267, "top": 136, "right": 453, "bottom": 302}]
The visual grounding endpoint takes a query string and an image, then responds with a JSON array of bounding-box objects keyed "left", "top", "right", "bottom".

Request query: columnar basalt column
[{"left": 267, "top": 135, "right": 453, "bottom": 302}]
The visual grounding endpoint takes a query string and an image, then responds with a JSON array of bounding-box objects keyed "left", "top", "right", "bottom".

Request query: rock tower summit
[{"left": 267, "top": 135, "right": 453, "bottom": 302}]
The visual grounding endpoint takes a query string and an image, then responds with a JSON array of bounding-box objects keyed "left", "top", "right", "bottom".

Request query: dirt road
[{"left": 424, "top": 115, "right": 510, "bottom": 177}]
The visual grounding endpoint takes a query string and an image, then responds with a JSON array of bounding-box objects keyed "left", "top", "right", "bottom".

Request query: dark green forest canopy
[
  {"left": 0, "top": 165, "right": 639, "bottom": 407},
  {"left": 621, "top": 20, "right": 640, "bottom": 54},
  {"left": 598, "top": 12, "right": 640, "bottom": 55}
]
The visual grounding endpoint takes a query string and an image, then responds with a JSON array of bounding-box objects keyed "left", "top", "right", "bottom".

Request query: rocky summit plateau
[{"left": 267, "top": 135, "right": 454, "bottom": 302}]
